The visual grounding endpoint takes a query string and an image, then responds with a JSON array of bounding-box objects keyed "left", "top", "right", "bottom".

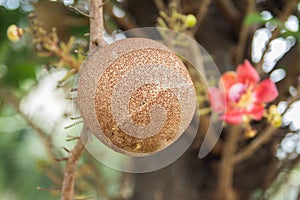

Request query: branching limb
[
  {"left": 61, "top": 136, "right": 85, "bottom": 200},
  {"left": 191, "top": 0, "right": 211, "bottom": 34},
  {"left": 235, "top": 125, "right": 277, "bottom": 163},
  {"left": 217, "top": 125, "right": 241, "bottom": 200},
  {"left": 89, "top": 0, "right": 107, "bottom": 48},
  {"left": 233, "top": 0, "right": 255, "bottom": 65},
  {"left": 61, "top": 0, "right": 107, "bottom": 199},
  {"left": 106, "top": 2, "right": 138, "bottom": 30},
  {"left": 214, "top": 0, "right": 241, "bottom": 28}
]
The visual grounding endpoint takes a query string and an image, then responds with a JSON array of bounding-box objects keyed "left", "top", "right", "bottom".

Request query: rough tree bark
[{"left": 61, "top": 0, "right": 106, "bottom": 199}]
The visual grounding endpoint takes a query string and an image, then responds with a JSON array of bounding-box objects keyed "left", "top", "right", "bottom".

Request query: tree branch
[
  {"left": 217, "top": 125, "right": 240, "bottom": 200},
  {"left": 214, "top": 0, "right": 241, "bottom": 28},
  {"left": 235, "top": 125, "right": 277, "bottom": 163},
  {"left": 61, "top": 0, "right": 107, "bottom": 199},
  {"left": 61, "top": 137, "right": 85, "bottom": 200},
  {"left": 191, "top": 0, "right": 212, "bottom": 34},
  {"left": 233, "top": 0, "right": 255, "bottom": 65},
  {"left": 89, "top": 0, "right": 107, "bottom": 48},
  {"left": 106, "top": 2, "right": 138, "bottom": 30}
]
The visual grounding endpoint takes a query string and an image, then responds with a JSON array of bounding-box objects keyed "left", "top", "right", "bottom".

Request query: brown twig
[
  {"left": 61, "top": 0, "right": 107, "bottom": 199},
  {"left": 214, "top": 0, "right": 241, "bottom": 28},
  {"left": 68, "top": 6, "right": 93, "bottom": 18},
  {"left": 89, "top": 0, "right": 107, "bottom": 48},
  {"left": 106, "top": 2, "right": 138, "bottom": 30},
  {"left": 235, "top": 125, "right": 277, "bottom": 163},
  {"left": 256, "top": 0, "right": 298, "bottom": 74},
  {"left": 233, "top": 0, "right": 255, "bottom": 65},
  {"left": 154, "top": 0, "right": 167, "bottom": 12},
  {"left": 191, "top": 0, "right": 212, "bottom": 34},
  {"left": 37, "top": 186, "right": 61, "bottom": 191},
  {"left": 61, "top": 138, "right": 85, "bottom": 200},
  {"left": 44, "top": 39, "right": 81, "bottom": 71},
  {"left": 217, "top": 125, "right": 241, "bottom": 200},
  {"left": 77, "top": 157, "right": 111, "bottom": 199}
]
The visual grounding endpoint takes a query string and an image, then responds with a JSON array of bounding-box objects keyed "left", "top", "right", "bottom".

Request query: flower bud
[
  {"left": 267, "top": 105, "right": 282, "bottom": 127},
  {"left": 185, "top": 14, "right": 197, "bottom": 28},
  {"left": 7, "top": 24, "right": 24, "bottom": 42}
]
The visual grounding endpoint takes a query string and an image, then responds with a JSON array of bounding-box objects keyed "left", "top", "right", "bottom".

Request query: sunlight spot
[
  {"left": 112, "top": 5, "right": 125, "bottom": 18},
  {"left": 4, "top": 0, "right": 19, "bottom": 10},
  {"left": 285, "top": 15, "right": 299, "bottom": 32},
  {"left": 281, "top": 133, "right": 297, "bottom": 153},
  {"left": 278, "top": 101, "right": 288, "bottom": 114},
  {"left": 283, "top": 101, "right": 300, "bottom": 130},
  {"left": 63, "top": 0, "right": 74, "bottom": 6},
  {"left": 261, "top": 11, "right": 272, "bottom": 21},
  {"left": 266, "top": 21, "right": 277, "bottom": 31},
  {"left": 263, "top": 38, "right": 290, "bottom": 73},
  {"left": 252, "top": 28, "right": 271, "bottom": 63},
  {"left": 21, "top": 3, "right": 34, "bottom": 12},
  {"left": 270, "top": 68, "right": 286, "bottom": 83},
  {"left": 289, "top": 86, "right": 298, "bottom": 97}
]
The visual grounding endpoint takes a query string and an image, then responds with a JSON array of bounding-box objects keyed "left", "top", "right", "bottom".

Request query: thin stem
[
  {"left": 191, "top": 0, "right": 212, "bottom": 34},
  {"left": 235, "top": 125, "right": 277, "bottom": 163},
  {"left": 69, "top": 5, "right": 92, "bottom": 18},
  {"left": 61, "top": 0, "right": 106, "bottom": 199},
  {"left": 217, "top": 125, "right": 240, "bottom": 200},
  {"left": 233, "top": 0, "right": 255, "bottom": 65},
  {"left": 214, "top": 0, "right": 240, "bottom": 28},
  {"left": 61, "top": 137, "right": 85, "bottom": 200},
  {"left": 106, "top": 2, "right": 138, "bottom": 30}
]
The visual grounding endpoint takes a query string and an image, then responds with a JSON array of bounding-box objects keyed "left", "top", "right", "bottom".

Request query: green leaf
[{"left": 244, "top": 13, "right": 265, "bottom": 25}]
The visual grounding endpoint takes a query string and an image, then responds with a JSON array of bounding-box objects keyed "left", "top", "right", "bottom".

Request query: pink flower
[{"left": 209, "top": 60, "right": 279, "bottom": 124}]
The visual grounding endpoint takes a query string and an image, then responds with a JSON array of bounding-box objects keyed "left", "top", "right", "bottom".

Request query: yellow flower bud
[
  {"left": 244, "top": 128, "right": 257, "bottom": 138},
  {"left": 269, "top": 105, "right": 278, "bottom": 115},
  {"left": 267, "top": 105, "right": 282, "bottom": 127},
  {"left": 7, "top": 24, "right": 23, "bottom": 42},
  {"left": 185, "top": 14, "right": 197, "bottom": 28},
  {"left": 271, "top": 114, "right": 282, "bottom": 127}
]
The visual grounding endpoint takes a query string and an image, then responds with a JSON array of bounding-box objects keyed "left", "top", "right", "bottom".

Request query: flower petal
[
  {"left": 219, "top": 71, "right": 237, "bottom": 92},
  {"left": 209, "top": 87, "right": 226, "bottom": 113},
  {"left": 247, "top": 103, "right": 265, "bottom": 120},
  {"left": 221, "top": 110, "right": 244, "bottom": 124},
  {"left": 253, "top": 78, "right": 278, "bottom": 102},
  {"left": 237, "top": 59, "right": 260, "bottom": 84}
]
